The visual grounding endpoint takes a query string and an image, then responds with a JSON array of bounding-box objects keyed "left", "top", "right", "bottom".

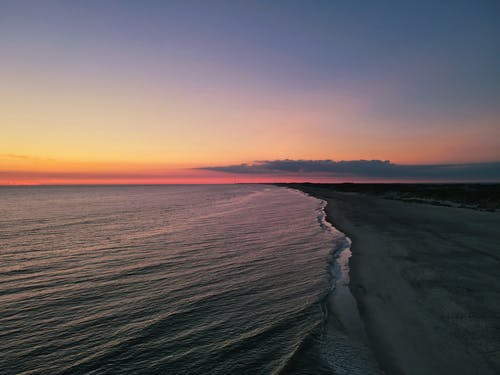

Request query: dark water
[{"left": 0, "top": 185, "right": 377, "bottom": 374}]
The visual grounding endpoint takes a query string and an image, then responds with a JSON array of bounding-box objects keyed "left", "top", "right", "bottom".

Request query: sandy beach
[{"left": 289, "top": 184, "right": 500, "bottom": 375}]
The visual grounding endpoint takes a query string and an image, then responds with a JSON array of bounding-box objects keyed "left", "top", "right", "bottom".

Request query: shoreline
[
  {"left": 283, "top": 184, "right": 500, "bottom": 375},
  {"left": 317, "top": 197, "right": 382, "bottom": 374},
  {"left": 278, "top": 189, "right": 382, "bottom": 374}
]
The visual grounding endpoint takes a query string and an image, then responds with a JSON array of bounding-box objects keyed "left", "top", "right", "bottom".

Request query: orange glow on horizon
[{"left": 2, "top": 151, "right": 500, "bottom": 185}]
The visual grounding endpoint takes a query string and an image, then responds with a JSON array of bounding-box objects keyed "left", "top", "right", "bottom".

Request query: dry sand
[{"left": 296, "top": 186, "right": 500, "bottom": 375}]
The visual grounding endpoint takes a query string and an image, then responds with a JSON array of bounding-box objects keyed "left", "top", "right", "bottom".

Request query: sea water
[{"left": 0, "top": 185, "right": 378, "bottom": 374}]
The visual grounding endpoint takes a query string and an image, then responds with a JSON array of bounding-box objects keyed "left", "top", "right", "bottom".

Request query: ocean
[{"left": 0, "top": 185, "right": 379, "bottom": 374}]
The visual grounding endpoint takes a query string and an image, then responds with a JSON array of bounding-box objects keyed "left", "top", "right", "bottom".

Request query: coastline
[
  {"left": 315, "top": 197, "right": 382, "bottom": 374},
  {"left": 284, "top": 184, "right": 500, "bottom": 375},
  {"left": 278, "top": 192, "right": 383, "bottom": 375}
]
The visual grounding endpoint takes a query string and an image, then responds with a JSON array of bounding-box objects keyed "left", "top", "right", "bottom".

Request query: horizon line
[{"left": 2, "top": 181, "right": 500, "bottom": 187}]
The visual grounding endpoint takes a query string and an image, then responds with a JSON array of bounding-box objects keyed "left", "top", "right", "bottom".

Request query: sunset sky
[{"left": 1, "top": 1, "right": 500, "bottom": 184}]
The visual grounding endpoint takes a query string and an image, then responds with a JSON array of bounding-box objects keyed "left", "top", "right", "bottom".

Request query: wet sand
[{"left": 291, "top": 185, "right": 500, "bottom": 375}]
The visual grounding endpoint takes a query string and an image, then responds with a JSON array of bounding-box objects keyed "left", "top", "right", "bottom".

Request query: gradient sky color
[{"left": 1, "top": 1, "right": 500, "bottom": 184}]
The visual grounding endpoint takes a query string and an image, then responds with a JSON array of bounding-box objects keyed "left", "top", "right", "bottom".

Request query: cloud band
[{"left": 199, "top": 159, "right": 500, "bottom": 181}]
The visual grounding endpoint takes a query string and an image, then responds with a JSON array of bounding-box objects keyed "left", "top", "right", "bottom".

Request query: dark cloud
[{"left": 199, "top": 160, "right": 500, "bottom": 181}]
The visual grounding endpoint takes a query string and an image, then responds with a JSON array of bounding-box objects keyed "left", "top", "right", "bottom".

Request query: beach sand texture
[{"left": 296, "top": 186, "right": 500, "bottom": 375}]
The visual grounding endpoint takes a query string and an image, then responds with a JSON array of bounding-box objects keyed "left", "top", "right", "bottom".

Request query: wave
[{"left": 278, "top": 188, "right": 382, "bottom": 374}]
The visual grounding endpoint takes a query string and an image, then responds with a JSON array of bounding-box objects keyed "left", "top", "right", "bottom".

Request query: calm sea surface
[{"left": 0, "top": 185, "right": 371, "bottom": 374}]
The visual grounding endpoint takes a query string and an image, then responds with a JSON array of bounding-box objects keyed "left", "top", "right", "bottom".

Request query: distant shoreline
[
  {"left": 274, "top": 182, "right": 500, "bottom": 212},
  {"left": 277, "top": 183, "right": 500, "bottom": 375}
]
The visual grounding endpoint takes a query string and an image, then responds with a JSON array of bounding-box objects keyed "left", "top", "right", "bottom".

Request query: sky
[{"left": 1, "top": 0, "right": 500, "bottom": 184}]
